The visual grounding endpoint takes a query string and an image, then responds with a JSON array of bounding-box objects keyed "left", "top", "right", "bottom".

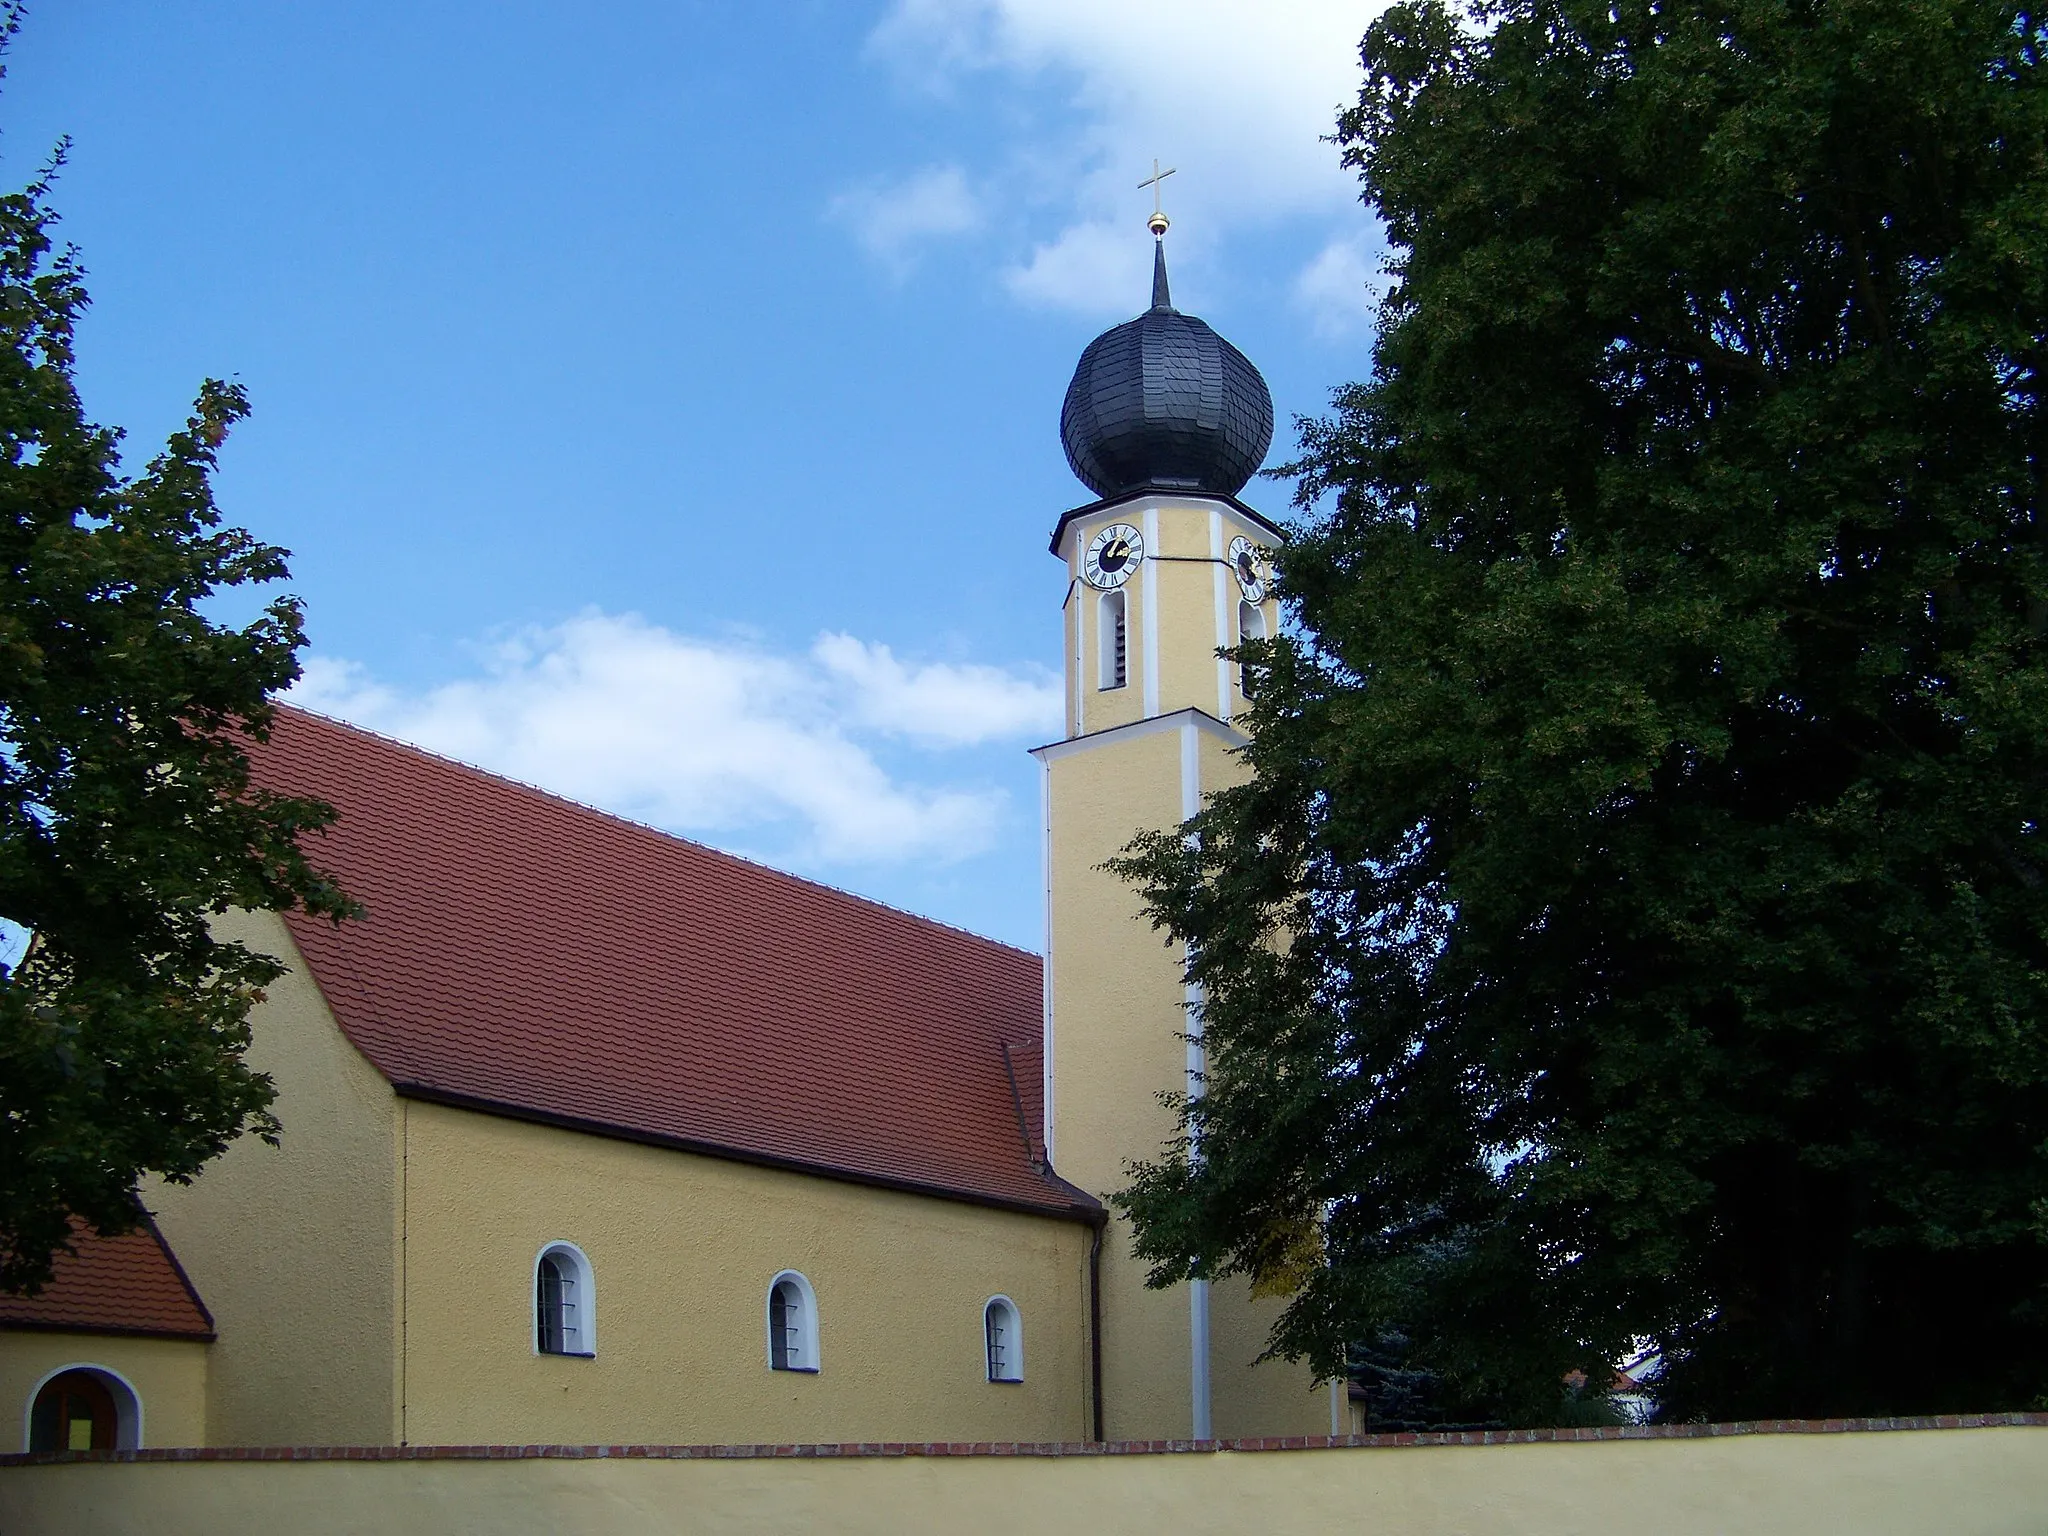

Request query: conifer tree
[{"left": 1111, "top": 0, "right": 2048, "bottom": 1422}]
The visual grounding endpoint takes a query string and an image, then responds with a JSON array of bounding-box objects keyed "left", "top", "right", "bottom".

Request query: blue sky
[{"left": 7, "top": 1, "right": 1386, "bottom": 950}]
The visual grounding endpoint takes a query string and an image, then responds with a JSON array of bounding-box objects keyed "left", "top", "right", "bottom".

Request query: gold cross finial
[{"left": 1138, "top": 159, "right": 1177, "bottom": 236}]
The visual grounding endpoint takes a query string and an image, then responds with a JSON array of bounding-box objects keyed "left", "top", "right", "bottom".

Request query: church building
[{"left": 1, "top": 226, "right": 1339, "bottom": 1452}]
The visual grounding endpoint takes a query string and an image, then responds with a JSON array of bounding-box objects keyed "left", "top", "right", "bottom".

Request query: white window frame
[
  {"left": 982, "top": 1295, "right": 1024, "bottom": 1383},
  {"left": 765, "top": 1270, "right": 820, "bottom": 1373},
  {"left": 20, "top": 1362, "right": 143, "bottom": 1451},
  {"left": 533, "top": 1240, "right": 597, "bottom": 1358}
]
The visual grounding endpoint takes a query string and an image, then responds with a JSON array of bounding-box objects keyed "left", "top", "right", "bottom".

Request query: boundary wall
[{"left": 4, "top": 1416, "right": 2046, "bottom": 1535}]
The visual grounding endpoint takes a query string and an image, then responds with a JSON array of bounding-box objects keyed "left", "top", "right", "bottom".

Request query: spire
[{"left": 1137, "top": 158, "right": 1178, "bottom": 312}]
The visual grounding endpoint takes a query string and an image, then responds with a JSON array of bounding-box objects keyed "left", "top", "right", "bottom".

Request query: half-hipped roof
[{"left": 246, "top": 707, "right": 1092, "bottom": 1221}]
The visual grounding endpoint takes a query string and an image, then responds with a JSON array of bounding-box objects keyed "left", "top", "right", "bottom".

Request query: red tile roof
[
  {"left": 247, "top": 707, "right": 1093, "bottom": 1221},
  {"left": 0, "top": 1220, "right": 214, "bottom": 1340}
]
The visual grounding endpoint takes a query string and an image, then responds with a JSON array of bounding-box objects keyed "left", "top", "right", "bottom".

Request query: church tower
[{"left": 1035, "top": 214, "right": 1334, "bottom": 1441}]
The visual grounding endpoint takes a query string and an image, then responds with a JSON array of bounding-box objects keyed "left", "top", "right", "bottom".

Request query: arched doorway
[{"left": 27, "top": 1368, "right": 132, "bottom": 1452}]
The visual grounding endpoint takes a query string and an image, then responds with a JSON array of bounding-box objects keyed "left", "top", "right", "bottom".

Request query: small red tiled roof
[
  {"left": 0, "top": 1220, "right": 214, "bottom": 1340},
  {"left": 246, "top": 707, "right": 1092, "bottom": 1220}
]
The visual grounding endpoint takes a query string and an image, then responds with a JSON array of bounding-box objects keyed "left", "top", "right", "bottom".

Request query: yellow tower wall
[
  {"left": 146, "top": 909, "right": 402, "bottom": 1447},
  {"left": 1042, "top": 493, "right": 1327, "bottom": 1441},
  {"left": 1039, "top": 724, "right": 1194, "bottom": 1439},
  {"left": 397, "top": 1102, "right": 1093, "bottom": 1446}
]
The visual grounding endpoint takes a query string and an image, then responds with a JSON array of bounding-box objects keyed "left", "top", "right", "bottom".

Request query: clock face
[
  {"left": 1083, "top": 523, "right": 1144, "bottom": 589},
  {"left": 1229, "top": 536, "right": 1269, "bottom": 603}
]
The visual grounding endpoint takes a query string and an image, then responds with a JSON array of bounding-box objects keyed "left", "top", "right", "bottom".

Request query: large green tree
[
  {"left": 0, "top": 85, "right": 351, "bottom": 1290},
  {"left": 1111, "top": 0, "right": 2048, "bottom": 1423}
]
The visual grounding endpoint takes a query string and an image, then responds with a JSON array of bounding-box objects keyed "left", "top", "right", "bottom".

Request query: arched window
[
  {"left": 1098, "top": 590, "right": 1128, "bottom": 691},
  {"left": 535, "top": 1242, "right": 596, "bottom": 1357},
  {"left": 766, "top": 1270, "right": 819, "bottom": 1372},
  {"left": 26, "top": 1366, "right": 140, "bottom": 1452},
  {"left": 983, "top": 1295, "right": 1024, "bottom": 1383},
  {"left": 1237, "top": 600, "right": 1267, "bottom": 700}
]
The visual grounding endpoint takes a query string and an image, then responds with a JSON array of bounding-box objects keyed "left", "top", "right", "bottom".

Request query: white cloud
[
  {"left": 1294, "top": 233, "right": 1389, "bottom": 339},
  {"left": 1004, "top": 219, "right": 1136, "bottom": 312},
  {"left": 828, "top": 164, "right": 981, "bottom": 274},
  {"left": 868, "top": 0, "right": 1387, "bottom": 314},
  {"left": 287, "top": 612, "right": 1060, "bottom": 867},
  {"left": 811, "top": 632, "right": 1062, "bottom": 746}
]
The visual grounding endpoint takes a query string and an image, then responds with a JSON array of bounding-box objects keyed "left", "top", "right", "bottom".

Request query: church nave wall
[{"left": 396, "top": 1102, "right": 1093, "bottom": 1447}]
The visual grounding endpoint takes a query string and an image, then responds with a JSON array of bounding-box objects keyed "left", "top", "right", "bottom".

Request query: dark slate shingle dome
[{"left": 1060, "top": 241, "right": 1274, "bottom": 500}]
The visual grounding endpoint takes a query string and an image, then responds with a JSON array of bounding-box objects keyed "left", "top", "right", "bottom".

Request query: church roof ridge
[{"left": 265, "top": 702, "right": 1044, "bottom": 965}]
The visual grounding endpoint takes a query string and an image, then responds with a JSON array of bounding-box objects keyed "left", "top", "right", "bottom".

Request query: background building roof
[{"left": 246, "top": 707, "right": 1094, "bottom": 1220}]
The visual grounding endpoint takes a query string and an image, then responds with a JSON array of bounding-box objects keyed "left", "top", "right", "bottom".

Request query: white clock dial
[
  {"left": 1083, "top": 523, "right": 1144, "bottom": 589},
  {"left": 1228, "top": 536, "right": 1269, "bottom": 603}
]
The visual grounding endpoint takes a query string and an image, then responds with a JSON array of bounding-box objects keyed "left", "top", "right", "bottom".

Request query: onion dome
[{"left": 1059, "top": 239, "right": 1274, "bottom": 500}]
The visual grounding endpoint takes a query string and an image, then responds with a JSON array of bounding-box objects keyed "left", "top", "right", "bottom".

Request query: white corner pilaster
[{"left": 1141, "top": 506, "right": 1161, "bottom": 718}]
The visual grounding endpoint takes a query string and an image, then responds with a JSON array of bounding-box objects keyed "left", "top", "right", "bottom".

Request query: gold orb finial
[{"left": 1147, "top": 210, "right": 1170, "bottom": 237}]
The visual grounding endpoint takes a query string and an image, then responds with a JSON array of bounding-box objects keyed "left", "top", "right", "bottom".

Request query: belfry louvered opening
[
  {"left": 1237, "top": 599, "right": 1266, "bottom": 700},
  {"left": 1098, "top": 589, "right": 1128, "bottom": 691}
]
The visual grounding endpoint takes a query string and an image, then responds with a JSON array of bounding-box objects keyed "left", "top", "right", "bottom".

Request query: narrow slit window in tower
[
  {"left": 1238, "top": 600, "right": 1266, "bottom": 700},
  {"left": 1099, "top": 590, "right": 1128, "bottom": 691}
]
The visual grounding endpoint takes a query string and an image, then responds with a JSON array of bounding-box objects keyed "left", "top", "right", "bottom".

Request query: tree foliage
[
  {"left": 0, "top": 70, "right": 351, "bottom": 1293},
  {"left": 1111, "top": 0, "right": 2048, "bottom": 1422}
]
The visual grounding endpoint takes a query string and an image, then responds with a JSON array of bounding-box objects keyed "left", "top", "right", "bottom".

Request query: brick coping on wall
[{"left": 4, "top": 1413, "right": 2045, "bottom": 1468}]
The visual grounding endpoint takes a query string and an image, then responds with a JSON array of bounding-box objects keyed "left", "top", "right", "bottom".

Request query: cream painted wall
[
  {"left": 0, "top": 1333, "right": 208, "bottom": 1451},
  {"left": 1041, "top": 726, "right": 1195, "bottom": 1439},
  {"left": 146, "top": 909, "right": 401, "bottom": 1447},
  {"left": 11, "top": 1427, "right": 2048, "bottom": 1536},
  {"left": 1040, "top": 722, "right": 1326, "bottom": 1440},
  {"left": 1042, "top": 726, "right": 1189, "bottom": 1194},
  {"left": 398, "top": 1103, "right": 1092, "bottom": 1447}
]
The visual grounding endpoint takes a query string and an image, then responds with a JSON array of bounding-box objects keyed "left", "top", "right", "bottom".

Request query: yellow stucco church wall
[
  {"left": 145, "top": 910, "right": 401, "bottom": 1447},
  {"left": 9, "top": 1426, "right": 2048, "bottom": 1535},
  {"left": 0, "top": 1334, "right": 208, "bottom": 1452},
  {"left": 1043, "top": 727, "right": 1199, "bottom": 1440},
  {"left": 1041, "top": 712, "right": 1327, "bottom": 1441},
  {"left": 398, "top": 1102, "right": 1093, "bottom": 1447}
]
